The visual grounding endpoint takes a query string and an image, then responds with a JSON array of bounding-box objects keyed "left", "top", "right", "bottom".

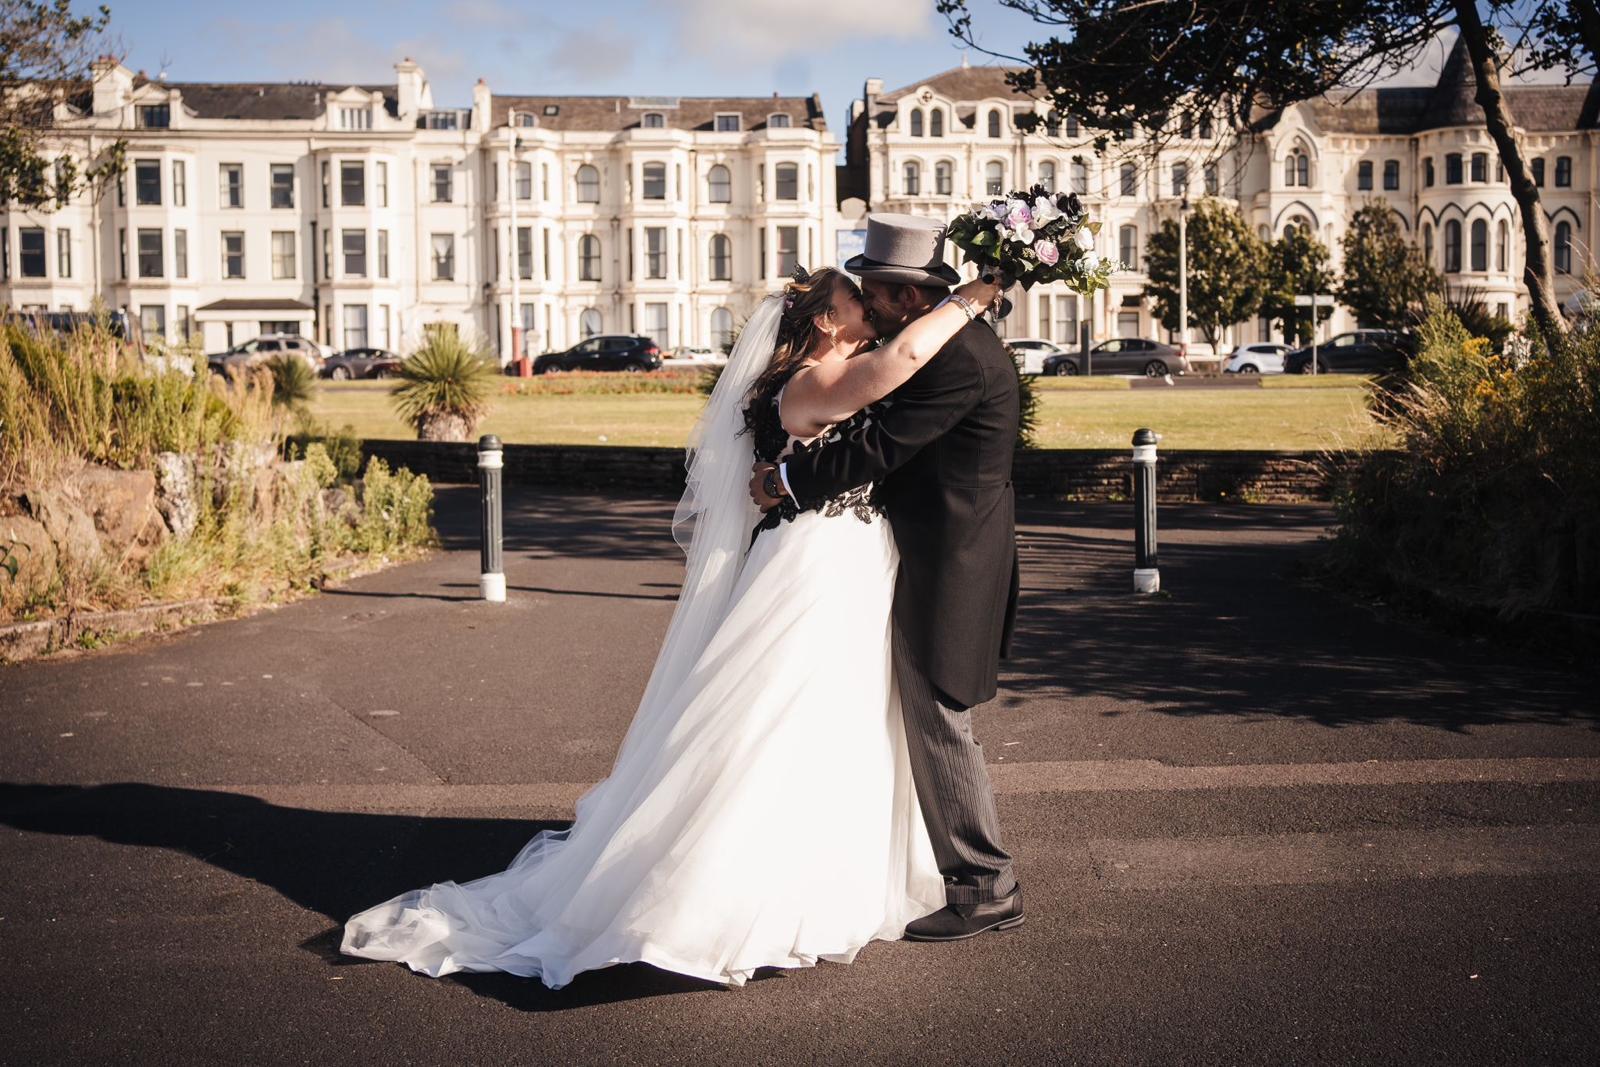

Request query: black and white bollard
[
  {"left": 1132, "top": 428, "right": 1160, "bottom": 594},
  {"left": 478, "top": 434, "right": 505, "bottom": 603}
]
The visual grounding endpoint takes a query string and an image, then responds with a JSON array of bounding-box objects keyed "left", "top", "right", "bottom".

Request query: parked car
[
  {"left": 1006, "top": 337, "right": 1070, "bottom": 375},
  {"left": 665, "top": 345, "right": 725, "bottom": 363},
  {"left": 207, "top": 333, "right": 323, "bottom": 376},
  {"left": 1224, "top": 343, "right": 1292, "bottom": 374},
  {"left": 6, "top": 308, "right": 138, "bottom": 344},
  {"left": 533, "top": 334, "right": 662, "bottom": 374},
  {"left": 322, "top": 347, "right": 402, "bottom": 380},
  {"left": 1042, "top": 338, "right": 1190, "bottom": 378},
  {"left": 1283, "top": 330, "right": 1415, "bottom": 375}
]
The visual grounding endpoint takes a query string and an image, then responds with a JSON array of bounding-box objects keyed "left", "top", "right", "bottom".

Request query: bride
[{"left": 341, "top": 265, "right": 1002, "bottom": 989}]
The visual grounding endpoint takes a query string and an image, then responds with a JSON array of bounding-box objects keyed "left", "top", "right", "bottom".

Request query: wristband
[{"left": 762, "top": 468, "right": 782, "bottom": 499}]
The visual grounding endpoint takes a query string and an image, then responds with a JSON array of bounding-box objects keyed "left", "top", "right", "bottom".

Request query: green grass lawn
[{"left": 310, "top": 377, "right": 1387, "bottom": 451}]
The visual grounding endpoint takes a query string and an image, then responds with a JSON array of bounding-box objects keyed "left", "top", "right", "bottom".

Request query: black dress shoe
[{"left": 904, "top": 885, "right": 1023, "bottom": 942}]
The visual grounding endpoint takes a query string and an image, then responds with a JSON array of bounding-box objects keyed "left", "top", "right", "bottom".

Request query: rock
[
  {"left": 0, "top": 513, "right": 59, "bottom": 599},
  {"left": 153, "top": 452, "right": 198, "bottom": 538},
  {"left": 68, "top": 465, "right": 167, "bottom": 567},
  {"left": 20, "top": 486, "right": 102, "bottom": 569}
]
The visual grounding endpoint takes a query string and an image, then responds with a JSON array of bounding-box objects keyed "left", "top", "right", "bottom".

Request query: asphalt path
[{"left": 2, "top": 487, "right": 1597, "bottom": 1065}]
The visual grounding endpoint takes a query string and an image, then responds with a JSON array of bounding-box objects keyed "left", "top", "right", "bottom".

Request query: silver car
[
  {"left": 207, "top": 333, "right": 324, "bottom": 376},
  {"left": 1224, "top": 343, "right": 1291, "bottom": 374}
]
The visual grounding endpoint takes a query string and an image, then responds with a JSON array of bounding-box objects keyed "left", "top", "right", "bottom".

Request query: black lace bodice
[{"left": 748, "top": 372, "right": 883, "bottom": 543}]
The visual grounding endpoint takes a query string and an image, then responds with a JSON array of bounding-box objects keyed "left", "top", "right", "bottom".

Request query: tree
[
  {"left": 1142, "top": 198, "right": 1268, "bottom": 347},
  {"left": 936, "top": 0, "right": 1585, "bottom": 352},
  {"left": 0, "top": 1, "right": 122, "bottom": 209},
  {"left": 1338, "top": 202, "right": 1440, "bottom": 330},
  {"left": 1262, "top": 226, "right": 1336, "bottom": 347}
]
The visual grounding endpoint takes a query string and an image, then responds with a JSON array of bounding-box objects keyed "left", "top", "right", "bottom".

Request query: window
[
  {"left": 56, "top": 229, "right": 70, "bottom": 278},
  {"left": 1198, "top": 113, "right": 1212, "bottom": 139},
  {"left": 642, "top": 112, "right": 665, "bottom": 129},
  {"left": 321, "top": 161, "right": 330, "bottom": 208},
  {"left": 770, "top": 112, "right": 792, "bottom": 129},
  {"left": 222, "top": 231, "right": 244, "bottom": 278},
  {"left": 140, "top": 305, "right": 166, "bottom": 341},
  {"left": 910, "top": 109, "right": 924, "bottom": 137},
  {"left": 423, "top": 111, "right": 461, "bottom": 130},
  {"left": 715, "top": 113, "right": 742, "bottom": 132},
  {"left": 1445, "top": 153, "right": 1463, "bottom": 184},
  {"left": 711, "top": 306, "right": 734, "bottom": 351},
  {"left": 542, "top": 229, "right": 550, "bottom": 277},
  {"left": 1425, "top": 157, "right": 1436, "bottom": 186},
  {"left": 132, "top": 228, "right": 161, "bottom": 277},
  {"left": 369, "top": 161, "right": 385, "bottom": 207},
  {"left": 270, "top": 163, "right": 294, "bottom": 208},
  {"left": 19, "top": 228, "right": 45, "bottom": 277},
  {"left": 706, "top": 164, "right": 731, "bottom": 203},
  {"left": 135, "top": 159, "right": 161, "bottom": 205},
  {"left": 775, "top": 162, "right": 798, "bottom": 200},
  {"left": 341, "top": 161, "right": 364, "bottom": 207},
  {"left": 272, "top": 231, "right": 296, "bottom": 280},
  {"left": 1422, "top": 223, "right": 1434, "bottom": 264},
  {"left": 1497, "top": 220, "right": 1509, "bottom": 272},
  {"left": 903, "top": 161, "right": 921, "bottom": 196},
  {"left": 1470, "top": 219, "right": 1487, "bottom": 271},
  {"left": 1357, "top": 161, "right": 1372, "bottom": 191},
  {"left": 178, "top": 306, "right": 192, "bottom": 340},
  {"left": 776, "top": 225, "right": 798, "bottom": 276},
  {"left": 1532, "top": 158, "right": 1545, "bottom": 186},
  {"left": 118, "top": 228, "right": 125, "bottom": 278},
  {"left": 1555, "top": 220, "right": 1573, "bottom": 273},
  {"left": 645, "top": 302, "right": 668, "bottom": 344},
  {"left": 1119, "top": 162, "right": 1137, "bottom": 196},
  {"left": 576, "top": 164, "right": 600, "bottom": 203},
  {"left": 642, "top": 162, "right": 666, "bottom": 200},
  {"left": 430, "top": 233, "right": 454, "bottom": 280},
  {"left": 172, "top": 159, "right": 186, "bottom": 206},
  {"left": 136, "top": 104, "right": 169, "bottom": 129},
  {"left": 343, "top": 305, "right": 369, "bottom": 349},
  {"left": 432, "top": 164, "right": 453, "bottom": 203},
  {"left": 1119, "top": 224, "right": 1136, "bottom": 268},
  {"left": 1496, "top": 158, "right": 1505, "bottom": 182},
  {"left": 1556, "top": 156, "right": 1572, "bottom": 187},
  {"left": 988, "top": 109, "right": 1002, "bottom": 138},
  {"left": 645, "top": 227, "right": 667, "bottom": 279},
  {"left": 513, "top": 160, "right": 532, "bottom": 200},
  {"left": 1443, "top": 219, "right": 1461, "bottom": 273},
  {"left": 936, "top": 161, "right": 953, "bottom": 196},
  {"left": 378, "top": 230, "right": 389, "bottom": 279},
  {"left": 985, "top": 160, "right": 1004, "bottom": 196},
  {"left": 1046, "top": 110, "right": 1062, "bottom": 137},
  {"left": 709, "top": 234, "right": 731, "bottom": 280},
  {"left": 516, "top": 226, "right": 532, "bottom": 280},
  {"left": 1383, "top": 159, "right": 1400, "bottom": 190},
  {"left": 174, "top": 229, "right": 187, "bottom": 278},
  {"left": 1, "top": 228, "right": 8, "bottom": 281},
  {"left": 220, "top": 163, "right": 243, "bottom": 208},
  {"left": 1039, "top": 161, "right": 1056, "bottom": 194},
  {"left": 578, "top": 234, "right": 601, "bottom": 281},
  {"left": 1171, "top": 161, "right": 1188, "bottom": 197},
  {"left": 1284, "top": 150, "right": 1309, "bottom": 187},
  {"left": 321, "top": 228, "right": 330, "bottom": 279},
  {"left": 1204, "top": 162, "right": 1218, "bottom": 196},
  {"left": 930, "top": 110, "right": 943, "bottom": 137},
  {"left": 580, "top": 308, "right": 603, "bottom": 338},
  {"left": 342, "top": 229, "right": 367, "bottom": 277},
  {"left": 1071, "top": 157, "right": 1089, "bottom": 194},
  {"left": 339, "top": 106, "right": 371, "bottom": 130},
  {"left": 1471, "top": 152, "right": 1487, "bottom": 182},
  {"left": 1067, "top": 114, "right": 1081, "bottom": 137}
]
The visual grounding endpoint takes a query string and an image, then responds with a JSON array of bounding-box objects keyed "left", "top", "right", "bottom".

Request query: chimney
[
  {"left": 394, "top": 57, "right": 424, "bottom": 120},
  {"left": 91, "top": 57, "right": 132, "bottom": 119},
  {"left": 473, "top": 77, "right": 492, "bottom": 129}
]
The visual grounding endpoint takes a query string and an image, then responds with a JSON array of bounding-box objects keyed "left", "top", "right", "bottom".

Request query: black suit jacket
[{"left": 783, "top": 319, "right": 1020, "bottom": 710}]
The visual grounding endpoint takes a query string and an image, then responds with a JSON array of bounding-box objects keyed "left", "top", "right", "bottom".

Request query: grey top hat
[{"left": 844, "top": 212, "right": 962, "bottom": 287}]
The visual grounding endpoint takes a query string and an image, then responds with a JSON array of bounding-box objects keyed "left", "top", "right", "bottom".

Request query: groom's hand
[{"left": 750, "top": 462, "right": 782, "bottom": 511}]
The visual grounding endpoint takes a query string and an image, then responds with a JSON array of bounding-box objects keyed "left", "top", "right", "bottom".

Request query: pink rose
[
  {"left": 1034, "top": 240, "right": 1060, "bottom": 267},
  {"left": 1006, "top": 203, "right": 1033, "bottom": 230}
]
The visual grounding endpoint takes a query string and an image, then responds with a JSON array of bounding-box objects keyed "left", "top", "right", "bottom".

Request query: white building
[
  {"left": 843, "top": 41, "right": 1597, "bottom": 351},
  {"left": 0, "top": 58, "right": 839, "bottom": 359}
]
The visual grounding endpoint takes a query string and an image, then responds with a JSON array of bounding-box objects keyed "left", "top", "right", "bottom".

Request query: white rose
[
  {"left": 1033, "top": 196, "right": 1059, "bottom": 223},
  {"left": 1081, "top": 252, "right": 1100, "bottom": 271},
  {"left": 1074, "top": 228, "right": 1095, "bottom": 251},
  {"left": 1015, "top": 226, "right": 1034, "bottom": 244}
]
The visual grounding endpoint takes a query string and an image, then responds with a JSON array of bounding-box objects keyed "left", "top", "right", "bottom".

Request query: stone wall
[{"left": 359, "top": 439, "right": 1371, "bottom": 503}]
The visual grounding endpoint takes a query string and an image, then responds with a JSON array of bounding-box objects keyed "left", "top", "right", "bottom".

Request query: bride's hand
[{"left": 955, "top": 273, "right": 1004, "bottom": 315}]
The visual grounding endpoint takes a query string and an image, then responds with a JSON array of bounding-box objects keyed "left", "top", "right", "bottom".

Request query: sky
[{"left": 100, "top": 0, "right": 1537, "bottom": 142}]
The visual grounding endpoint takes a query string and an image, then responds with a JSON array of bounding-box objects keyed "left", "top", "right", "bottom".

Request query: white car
[
  {"left": 1006, "top": 337, "right": 1069, "bottom": 375},
  {"left": 1224, "top": 343, "right": 1291, "bottom": 374}
]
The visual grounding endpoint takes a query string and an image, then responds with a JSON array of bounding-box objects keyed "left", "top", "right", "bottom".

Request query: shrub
[
  {"left": 265, "top": 353, "right": 315, "bottom": 413},
  {"left": 392, "top": 333, "right": 496, "bottom": 441}
]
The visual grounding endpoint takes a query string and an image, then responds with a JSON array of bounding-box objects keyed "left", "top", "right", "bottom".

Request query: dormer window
[
  {"left": 542, "top": 104, "right": 559, "bottom": 116},
  {"left": 339, "top": 106, "right": 371, "bottom": 130},
  {"left": 515, "top": 112, "right": 536, "bottom": 127},
  {"left": 768, "top": 113, "right": 791, "bottom": 128},
  {"left": 136, "top": 104, "right": 170, "bottom": 129},
  {"left": 642, "top": 112, "right": 666, "bottom": 129},
  {"left": 715, "top": 112, "right": 742, "bottom": 132}
]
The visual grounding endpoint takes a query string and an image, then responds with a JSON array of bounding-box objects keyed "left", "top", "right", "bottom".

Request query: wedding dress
[{"left": 341, "top": 298, "right": 945, "bottom": 989}]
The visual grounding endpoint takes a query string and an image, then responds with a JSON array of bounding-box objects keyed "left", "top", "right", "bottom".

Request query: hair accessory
[{"left": 790, "top": 263, "right": 811, "bottom": 284}]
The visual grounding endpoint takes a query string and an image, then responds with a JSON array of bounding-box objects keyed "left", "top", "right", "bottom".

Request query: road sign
[{"left": 1293, "top": 294, "right": 1337, "bottom": 307}]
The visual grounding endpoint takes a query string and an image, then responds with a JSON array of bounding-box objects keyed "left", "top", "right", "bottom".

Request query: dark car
[
  {"left": 1042, "top": 338, "right": 1191, "bottom": 378},
  {"left": 323, "top": 347, "right": 402, "bottom": 380},
  {"left": 1284, "top": 330, "right": 1415, "bottom": 375},
  {"left": 533, "top": 335, "right": 661, "bottom": 374}
]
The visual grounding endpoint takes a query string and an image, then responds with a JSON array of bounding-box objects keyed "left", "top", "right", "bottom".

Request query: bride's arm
[{"left": 780, "top": 276, "right": 1002, "bottom": 438}]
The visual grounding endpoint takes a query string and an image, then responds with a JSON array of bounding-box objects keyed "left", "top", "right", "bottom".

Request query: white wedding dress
[{"left": 341, "top": 300, "right": 945, "bottom": 989}]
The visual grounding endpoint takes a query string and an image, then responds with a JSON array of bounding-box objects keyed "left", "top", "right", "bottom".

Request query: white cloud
[
  {"left": 676, "top": 0, "right": 936, "bottom": 63},
  {"left": 205, "top": 17, "right": 466, "bottom": 87}
]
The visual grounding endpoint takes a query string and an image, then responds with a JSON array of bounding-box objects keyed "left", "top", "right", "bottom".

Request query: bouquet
[{"left": 945, "top": 186, "right": 1119, "bottom": 309}]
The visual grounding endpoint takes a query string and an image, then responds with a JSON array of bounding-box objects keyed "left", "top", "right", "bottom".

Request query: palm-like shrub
[
  {"left": 264, "top": 353, "right": 314, "bottom": 412},
  {"left": 391, "top": 332, "right": 496, "bottom": 442}
]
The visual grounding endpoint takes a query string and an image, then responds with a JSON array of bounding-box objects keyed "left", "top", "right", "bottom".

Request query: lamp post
[
  {"left": 1177, "top": 195, "right": 1189, "bottom": 357},
  {"left": 507, "top": 123, "right": 523, "bottom": 369}
]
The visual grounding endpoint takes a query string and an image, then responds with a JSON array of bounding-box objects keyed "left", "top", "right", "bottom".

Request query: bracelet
[{"left": 946, "top": 294, "right": 979, "bottom": 321}]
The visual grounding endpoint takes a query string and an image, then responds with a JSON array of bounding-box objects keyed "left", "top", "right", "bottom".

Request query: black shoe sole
[{"left": 903, "top": 915, "right": 1024, "bottom": 943}]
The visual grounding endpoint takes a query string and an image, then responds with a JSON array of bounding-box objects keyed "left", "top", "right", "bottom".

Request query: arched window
[
  {"left": 1470, "top": 218, "right": 1487, "bottom": 271},
  {"left": 579, "top": 307, "right": 602, "bottom": 338},
  {"left": 988, "top": 109, "right": 1003, "bottom": 138},
  {"left": 1555, "top": 220, "right": 1573, "bottom": 273},
  {"left": 1038, "top": 161, "right": 1056, "bottom": 193},
  {"left": 1496, "top": 219, "right": 1509, "bottom": 272},
  {"left": 1287, "top": 214, "right": 1313, "bottom": 237},
  {"left": 774, "top": 162, "right": 798, "bottom": 200},
  {"left": 709, "top": 233, "right": 731, "bottom": 280},
  {"left": 935, "top": 161, "right": 953, "bottom": 196},
  {"left": 903, "top": 161, "right": 921, "bottom": 196},
  {"left": 1296, "top": 150, "right": 1310, "bottom": 186},
  {"left": 1422, "top": 223, "right": 1434, "bottom": 265},
  {"left": 1283, "top": 149, "right": 1310, "bottom": 187},
  {"left": 985, "top": 160, "right": 1004, "bottom": 196},
  {"left": 578, "top": 234, "right": 601, "bottom": 281},
  {"left": 1120, "top": 162, "right": 1137, "bottom": 196},
  {"left": 1119, "top": 224, "right": 1137, "bottom": 267},
  {"left": 1171, "top": 161, "right": 1188, "bottom": 197},
  {"left": 930, "top": 109, "right": 944, "bottom": 137},
  {"left": 641, "top": 161, "right": 666, "bottom": 200},
  {"left": 1471, "top": 152, "right": 1487, "bottom": 182},
  {"left": 711, "top": 306, "right": 734, "bottom": 352},
  {"left": 707, "top": 164, "right": 731, "bottom": 203},
  {"left": 910, "top": 109, "right": 924, "bottom": 137},
  {"left": 767, "top": 113, "right": 791, "bottom": 128},
  {"left": 1070, "top": 157, "right": 1088, "bottom": 194},
  {"left": 575, "top": 164, "right": 600, "bottom": 203},
  {"left": 1046, "top": 110, "right": 1061, "bottom": 137},
  {"left": 642, "top": 112, "right": 665, "bottom": 129},
  {"left": 1444, "top": 219, "right": 1462, "bottom": 273}
]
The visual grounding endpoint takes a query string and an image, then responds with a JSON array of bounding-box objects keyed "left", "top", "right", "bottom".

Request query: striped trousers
[{"left": 893, "top": 627, "right": 1018, "bottom": 905}]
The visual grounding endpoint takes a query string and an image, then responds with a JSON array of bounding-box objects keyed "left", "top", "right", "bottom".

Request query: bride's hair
[{"left": 741, "top": 265, "right": 852, "bottom": 435}]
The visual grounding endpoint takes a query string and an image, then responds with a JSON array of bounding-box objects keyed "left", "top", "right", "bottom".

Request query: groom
[{"left": 750, "top": 213, "right": 1023, "bottom": 941}]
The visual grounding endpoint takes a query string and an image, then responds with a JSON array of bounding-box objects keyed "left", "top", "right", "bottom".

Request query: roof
[
  {"left": 134, "top": 76, "right": 399, "bottom": 121},
  {"left": 196, "top": 298, "right": 314, "bottom": 312},
  {"left": 878, "top": 64, "right": 1031, "bottom": 104},
  {"left": 488, "top": 94, "right": 827, "bottom": 133}
]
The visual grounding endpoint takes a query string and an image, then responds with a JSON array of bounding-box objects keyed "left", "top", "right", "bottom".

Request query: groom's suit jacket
[{"left": 783, "top": 318, "right": 1020, "bottom": 710}]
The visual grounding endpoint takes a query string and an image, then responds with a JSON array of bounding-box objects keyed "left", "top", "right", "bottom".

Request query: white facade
[{"left": 0, "top": 60, "right": 839, "bottom": 359}]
